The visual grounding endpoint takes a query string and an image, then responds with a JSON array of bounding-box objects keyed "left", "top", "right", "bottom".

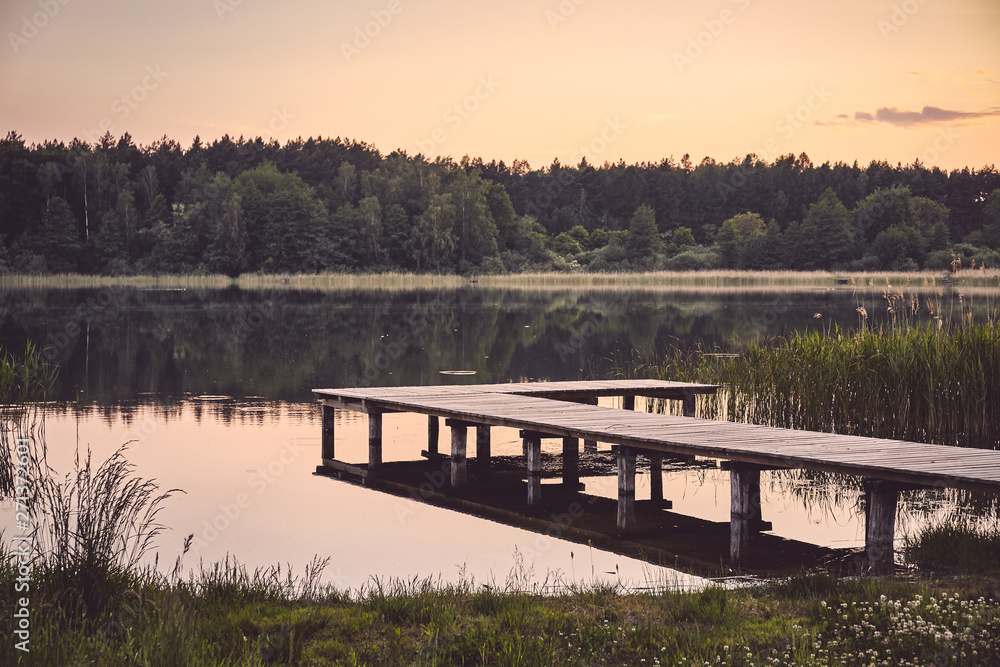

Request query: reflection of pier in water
[{"left": 313, "top": 381, "right": 1000, "bottom": 576}]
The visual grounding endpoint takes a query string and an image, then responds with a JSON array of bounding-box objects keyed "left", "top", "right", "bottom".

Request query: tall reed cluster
[
  {"left": 722, "top": 322, "right": 999, "bottom": 447},
  {"left": 636, "top": 296, "right": 1000, "bottom": 449},
  {"left": 0, "top": 342, "right": 55, "bottom": 494}
]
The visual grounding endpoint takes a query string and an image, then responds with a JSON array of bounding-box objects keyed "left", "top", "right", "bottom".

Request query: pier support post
[
  {"left": 368, "top": 411, "right": 383, "bottom": 473},
  {"left": 476, "top": 425, "right": 491, "bottom": 465},
  {"left": 562, "top": 437, "right": 579, "bottom": 489},
  {"left": 448, "top": 421, "right": 468, "bottom": 490},
  {"left": 617, "top": 446, "right": 637, "bottom": 533},
  {"left": 321, "top": 404, "right": 336, "bottom": 461},
  {"left": 864, "top": 480, "right": 899, "bottom": 575},
  {"left": 428, "top": 416, "right": 439, "bottom": 455},
  {"left": 729, "top": 465, "right": 763, "bottom": 565},
  {"left": 682, "top": 390, "right": 696, "bottom": 418},
  {"left": 649, "top": 453, "right": 663, "bottom": 504},
  {"left": 524, "top": 433, "right": 542, "bottom": 508},
  {"left": 582, "top": 397, "right": 598, "bottom": 452}
]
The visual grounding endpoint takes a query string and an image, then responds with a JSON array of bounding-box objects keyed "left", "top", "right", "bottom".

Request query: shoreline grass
[
  {"left": 3, "top": 555, "right": 1000, "bottom": 665},
  {"left": 1, "top": 268, "right": 998, "bottom": 292}
]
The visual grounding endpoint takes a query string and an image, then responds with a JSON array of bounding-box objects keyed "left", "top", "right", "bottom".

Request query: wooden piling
[
  {"left": 865, "top": 480, "right": 899, "bottom": 575},
  {"left": 476, "top": 425, "right": 491, "bottom": 464},
  {"left": 321, "top": 404, "right": 336, "bottom": 460},
  {"left": 525, "top": 433, "right": 542, "bottom": 507},
  {"left": 729, "top": 466, "right": 760, "bottom": 564},
  {"left": 617, "top": 446, "right": 636, "bottom": 532},
  {"left": 368, "top": 411, "right": 383, "bottom": 472},
  {"left": 563, "top": 436, "right": 579, "bottom": 489},
  {"left": 579, "top": 397, "right": 598, "bottom": 452},
  {"left": 428, "top": 416, "right": 439, "bottom": 455},
  {"left": 649, "top": 453, "right": 663, "bottom": 503},
  {"left": 448, "top": 421, "right": 468, "bottom": 490},
  {"left": 682, "top": 390, "right": 696, "bottom": 418}
]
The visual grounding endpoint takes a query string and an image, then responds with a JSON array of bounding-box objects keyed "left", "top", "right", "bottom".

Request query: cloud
[{"left": 817, "top": 105, "right": 1000, "bottom": 128}]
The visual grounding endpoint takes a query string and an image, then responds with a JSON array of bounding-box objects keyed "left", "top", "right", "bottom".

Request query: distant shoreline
[{"left": 1, "top": 269, "right": 997, "bottom": 292}]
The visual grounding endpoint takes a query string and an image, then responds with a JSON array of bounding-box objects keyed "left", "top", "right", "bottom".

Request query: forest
[{"left": 1, "top": 130, "right": 999, "bottom": 276}]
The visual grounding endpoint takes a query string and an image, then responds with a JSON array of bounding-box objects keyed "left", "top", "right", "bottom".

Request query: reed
[
  {"left": 2, "top": 268, "right": 998, "bottom": 293},
  {"left": 0, "top": 342, "right": 55, "bottom": 494},
  {"left": 632, "top": 307, "right": 1000, "bottom": 449},
  {"left": 904, "top": 521, "right": 1000, "bottom": 574}
]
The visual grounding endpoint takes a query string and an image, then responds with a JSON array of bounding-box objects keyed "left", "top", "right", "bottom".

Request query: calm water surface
[{"left": 1, "top": 285, "right": 994, "bottom": 588}]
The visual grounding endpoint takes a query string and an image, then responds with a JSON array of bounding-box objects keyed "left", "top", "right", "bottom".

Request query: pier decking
[{"left": 314, "top": 380, "right": 1000, "bottom": 574}]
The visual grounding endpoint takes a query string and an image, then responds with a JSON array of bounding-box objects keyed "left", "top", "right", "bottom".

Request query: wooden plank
[
  {"left": 319, "top": 458, "right": 368, "bottom": 480},
  {"left": 312, "top": 383, "right": 1000, "bottom": 495}
]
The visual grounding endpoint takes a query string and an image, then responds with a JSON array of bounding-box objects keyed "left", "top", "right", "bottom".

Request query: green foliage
[
  {"left": 5, "top": 133, "right": 1000, "bottom": 275},
  {"left": 905, "top": 522, "right": 1000, "bottom": 574},
  {"left": 798, "top": 188, "right": 854, "bottom": 269},
  {"left": 625, "top": 204, "right": 662, "bottom": 267},
  {"left": 409, "top": 194, "right": 458, "bottom": 271},
  {"left": 716, "top": 212, "right": 768, "bottom": 269}
]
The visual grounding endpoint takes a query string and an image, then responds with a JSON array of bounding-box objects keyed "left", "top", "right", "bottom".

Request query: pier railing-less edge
[{"left": 313, "top": 380, "right": 1000, "bottom": 575}]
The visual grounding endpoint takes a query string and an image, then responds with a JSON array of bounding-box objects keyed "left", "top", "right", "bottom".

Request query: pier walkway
[{"left": 314, "top": 380, "right": 1000, "bottom": 573}]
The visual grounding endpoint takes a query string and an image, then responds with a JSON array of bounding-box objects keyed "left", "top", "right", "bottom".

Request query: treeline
[{"left": 1, "top": 130, "right": 999, "bottom": 275}]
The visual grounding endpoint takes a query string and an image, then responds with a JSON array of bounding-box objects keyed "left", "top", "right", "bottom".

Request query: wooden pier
[{"left": 314, "top": 380, "right": 1000, "bottom": 574}]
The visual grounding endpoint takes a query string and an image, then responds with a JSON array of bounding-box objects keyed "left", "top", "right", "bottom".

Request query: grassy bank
[
  {"left": 1, "top": 268, "right": 999, "bottom": 292},
  {"left": 3, "top": 557, "right": 1000, "bottom": 666}
]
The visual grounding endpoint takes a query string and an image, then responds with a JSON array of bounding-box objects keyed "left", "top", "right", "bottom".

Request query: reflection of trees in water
[
  {"left": 770, "top": 469, "right": 1000, "bottom": 526},
  {"left": 0, "top": 286, "right": 986, "bottom": 406},
  {"left": 41, "top": 397, "right": 318, "bottom": 427}
]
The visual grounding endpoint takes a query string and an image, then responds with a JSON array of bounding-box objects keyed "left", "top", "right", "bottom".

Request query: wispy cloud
[{"left": 818, "top": 105, "right": 1000, "bottom": 128}]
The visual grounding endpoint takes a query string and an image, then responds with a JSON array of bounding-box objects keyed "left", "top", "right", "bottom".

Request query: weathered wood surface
[{"left": 315, "top": 381, "right": 1000, "bottom": 494}]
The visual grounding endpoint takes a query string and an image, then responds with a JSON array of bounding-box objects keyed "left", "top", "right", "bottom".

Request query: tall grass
[
  {"left": 719, "top": 322, "right": 1000, "bottom": 447},
  {"left": 0, "top": 342, "right": 55, "bottom": 494},
  {"left": 633, "top": 297, "right": 1000, "bottom": 448}
]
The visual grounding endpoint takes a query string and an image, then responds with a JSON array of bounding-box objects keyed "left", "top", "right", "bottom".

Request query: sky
[{"left": 1, "top": 0, "right": 998, "bottom": 171}]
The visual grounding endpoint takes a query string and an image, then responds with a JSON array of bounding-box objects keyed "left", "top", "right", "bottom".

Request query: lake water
[{"left": 1, "top": 283, "right": 995, "bottom": 590}]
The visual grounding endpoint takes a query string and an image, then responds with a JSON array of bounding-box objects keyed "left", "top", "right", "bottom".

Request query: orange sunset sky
[{"left": 2, "top": 0, "right": 998, "bottom": 170}]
